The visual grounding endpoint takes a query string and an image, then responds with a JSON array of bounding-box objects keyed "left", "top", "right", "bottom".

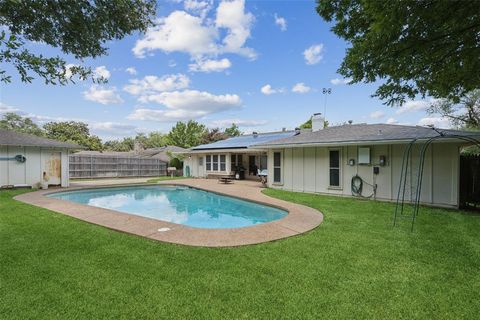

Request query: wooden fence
[{"left": 69, "top": 154, "right": 167, "bottom": 179}]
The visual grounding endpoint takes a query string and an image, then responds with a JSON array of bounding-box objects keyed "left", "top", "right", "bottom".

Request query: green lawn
[
  {"left": 146, "top": 176, "right": 187, "bottom": 183},
  {"left": 1, "top": 188, "right": 479, "bottom": 319}
]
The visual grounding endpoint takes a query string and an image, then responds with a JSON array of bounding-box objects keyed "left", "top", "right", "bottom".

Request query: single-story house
[
  {"left": 183, "top": 114, "right": 480, "bottom": 208},
  {"left": 0, "top": 128, "right": 82, "bottom": 188},
  {"left": 258, "top": 117, "right": 480, "bottom": 208},
  {"left": 182, "top": 130, "right": 296, "bottom": 179}
]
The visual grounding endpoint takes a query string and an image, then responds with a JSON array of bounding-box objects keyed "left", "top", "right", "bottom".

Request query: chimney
[{"left": 312, "top": 113, "right": 325, "bottom": 132}]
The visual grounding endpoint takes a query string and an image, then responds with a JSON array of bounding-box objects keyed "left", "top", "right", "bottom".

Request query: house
[
  {"left": 0, "top": 128, "right": 82, "bottom": 188},
  {"left": 182, "top": 130, "right": 296, "bottom": 179},
  {"left": 255, "top": 114, "right": 480, "bottom": 208},
  {"left": 70, "top": 146, "right": 186, "bottom": 178}
]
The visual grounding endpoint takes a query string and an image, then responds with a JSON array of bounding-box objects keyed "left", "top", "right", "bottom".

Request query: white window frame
[
  {"left": 206, "top": 154, "right": 227, "bottom": 172},
  {"left": 329, "top": 148, "right": 342, "bottom": 189},
  {"left": 272, "top": 150, "right": 283, "bottom": 185},
  {"left": 206, "top": 155, "right": 211, "bottom": 171}
]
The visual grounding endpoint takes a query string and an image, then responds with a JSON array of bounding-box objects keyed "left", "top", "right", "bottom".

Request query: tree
[
  {"left": 224, "top": 123, "right": 242, "bottom": 137},
  {"left": 0, "top": 0, "right": 156, "bottom": 84},
  {"left": 166, "top": 121, "right": 208, "bottom": 149},
  {"left": 0, "top": 112, "right": 44, "bottom": 136},
  {"left": 43, "top": 121, "right": 103, "bottom": 151},
  {"left": 104, "top": 138, "right": 134, "bottom": 152},
  {"left": 202, "top": 128, "right": 228, "bottom": 144},
  {"left": 299, "top": 118, "right": 312, "bottom": 129},
  {"left": 428, "top": 90, "right": 480, "bottom": 130},
  {"left": 317, "top": 1, "right": 480, "bottom": 106},
  {"left": 142, "top": 132, "right": 168, "bottom": 149}
]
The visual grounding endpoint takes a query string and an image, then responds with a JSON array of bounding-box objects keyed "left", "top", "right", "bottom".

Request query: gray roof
[
  {"left": 0, "top": 128, "right": 84, "bottom": 149},
  {"left": 191, "top": 131, "right": 297, "bottom": 150},
  {"left": 253, "top": 124, "right": 480, "bottom": 147}
]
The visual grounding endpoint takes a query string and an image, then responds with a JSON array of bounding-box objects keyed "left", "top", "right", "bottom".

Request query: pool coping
[{"left": 13, "top": 179, "right": 323, "bottom": 247}]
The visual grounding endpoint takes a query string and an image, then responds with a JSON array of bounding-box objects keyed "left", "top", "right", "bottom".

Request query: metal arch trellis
[{"left": 393, "top": 129, "right": 480, "bottom": 231}]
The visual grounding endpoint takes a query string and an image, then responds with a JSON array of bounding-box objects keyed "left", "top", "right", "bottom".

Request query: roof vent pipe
[
  {"left": 312, "top": 113, "right": 325, "bottom": 132},
  {"left": 295, "top": 127, "right": 301, "bottom": 135}
]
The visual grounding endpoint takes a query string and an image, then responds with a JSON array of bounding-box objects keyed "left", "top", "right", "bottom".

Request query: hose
[{"left": 351, "top": 174, "right": 377, "bottom": 198}]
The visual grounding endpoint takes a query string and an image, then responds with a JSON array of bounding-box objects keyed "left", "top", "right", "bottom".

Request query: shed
[{"left": 0, "top": 128, "right": 82, "bottom": 188}]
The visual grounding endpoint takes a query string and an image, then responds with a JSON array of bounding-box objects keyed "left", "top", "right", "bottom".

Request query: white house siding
[
  {"left": 0, "top": 146, "right": 70, "bottom": 187},
  {"left": 268, "top": 142, "right": 461, "bottom": 208}
]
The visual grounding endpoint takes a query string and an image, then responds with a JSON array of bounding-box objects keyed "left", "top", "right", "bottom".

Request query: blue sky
[{"left": 0, "top": 0, "right": 446, "bottom": 140}]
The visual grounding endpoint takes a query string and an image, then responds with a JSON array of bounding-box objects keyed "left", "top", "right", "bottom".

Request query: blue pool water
[{"left": 48, "top": 186, "right": 287, "bottom": 229}]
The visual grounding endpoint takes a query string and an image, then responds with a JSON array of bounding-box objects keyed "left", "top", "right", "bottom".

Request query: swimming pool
[{"left": 48, "top": 185, "right": 288, "bottom": 229}]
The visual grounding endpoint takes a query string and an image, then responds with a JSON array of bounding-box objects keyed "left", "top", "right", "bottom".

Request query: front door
[{"left": 42, "top": 151, "right": 62, "bottom": 185}]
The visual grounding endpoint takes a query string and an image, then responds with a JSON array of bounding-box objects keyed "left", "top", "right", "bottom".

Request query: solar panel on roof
[{"left": 191, "top": 131, "right": 296, "bottom": 150}]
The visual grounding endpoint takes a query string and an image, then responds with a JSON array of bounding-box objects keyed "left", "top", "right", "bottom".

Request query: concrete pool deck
[{"left": 14, "top": 179, "right": 323, "bottom": 247}]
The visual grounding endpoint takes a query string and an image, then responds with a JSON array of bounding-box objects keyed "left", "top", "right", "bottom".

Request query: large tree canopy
[
  {"left": 0, "top": 0, "right": 156, "bottom": 84},
  {"left": 0, "top": 112, "right": 44, "bottom": 135},
  {"left": 428, "top": 90, "right": 480, "bottom": 130},
  {"left": 166, "top": 121, "right": 208, "bottom": 149},
  {"left": 44, "top": 121, "right": 103, "bottom": 151},
  {"left": 317, "top": 0, "right": 480, "bottom": 106}
]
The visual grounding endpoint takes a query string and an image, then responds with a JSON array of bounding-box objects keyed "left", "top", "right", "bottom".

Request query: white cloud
[
  {"left": 133, "top": 0, "right": 256, "bottom": 60},
  {"left": 370, "top": 110, "right": 385, "bottom": 119},
  {"left": 215, "top": 0, "right": 256, "bottom": 59},
  {"left": 0, "top": 102, "right": 20, "bottom": 114},
  {"left": 124, "top": 74, "right": 190, "bottom": 96},
  {"left": 133, "top": 11, "right": 218, "bottom": 58},
  {"left": 417, "top": 116, "right": 451, "bottom": 128},
  {"left": 184, "top": 0, "right": 213, "bottom": 19},
  {"left": 386, "top": 117, "right": 398, "bottom": 124},
  {"left": 396, "top": 99, "right": 437, "bottom": 114},
  {"left": 330, "top": 77, "right": 352, "bottom": 85},
  {"left": 292, "top": 82, "right": 311, "bottom": 94},
  {"left": 274, "top": 13, "right": 287, "bottom": 31},
  {"left": 93, "top": 66, "right": 111, "bottom": 80},
  {"left": 210, "top": 118, "right": 268, "bottom": 127},
  {"left": 303, "top": 44, "right": 324, "bottom": 65},
  {"left": 261, "top": 84, "right": 284, "bottom": 95},
  {"left": 83, "top": 85, "right": 124, "bottom": 105},
  {"left": 89, "top": 122, "right": 137, "bottom": 135},
  {"left": 128, "top": 90, "right": 242, "bottom": 122},
  {"left": 189, "top": 58, "right": 231, "bottom": 73},
  {"left": 125, "top": 67, "right": 137, "bottom": 75}
]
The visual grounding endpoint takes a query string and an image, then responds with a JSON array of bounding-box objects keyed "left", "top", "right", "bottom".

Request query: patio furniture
[
  {"left": 218, "top": 176, "right": 234, "bottom": 184},
  {"left": 257, "top": 169, "right": 268, "bottom": 186}
]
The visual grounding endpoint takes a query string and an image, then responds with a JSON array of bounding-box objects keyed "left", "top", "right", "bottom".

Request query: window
[
  {"left": 329, "top": 150, "right": 341, "bottom": 187},
  {"left": 212, "top": 155, "right": 218, "bottom": 171},
  {"left": 273, "top": 151, "right": 282, "bottom": 183},
  {"left": 231, "top": 154, "right": 243, "bottom": 170},
  {"left": 220, "top": 155, "right": 226, "bottom": 171},
  {"left": 206, "top": 155, "right": 211, "bottom": 171},
  {"left": 198, "top": 157, "right": 203, "bottom": 166},
  {"left": 206, "top": 154, "right": 227, "bottom": 172}
]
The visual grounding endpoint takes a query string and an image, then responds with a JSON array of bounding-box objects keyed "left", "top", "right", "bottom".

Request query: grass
[
  {"left": 146, "top": 176, "right": 187, "bottom": 183},
  {"left": 1, "top": 188, "right": 479, "bottom": 319}
]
